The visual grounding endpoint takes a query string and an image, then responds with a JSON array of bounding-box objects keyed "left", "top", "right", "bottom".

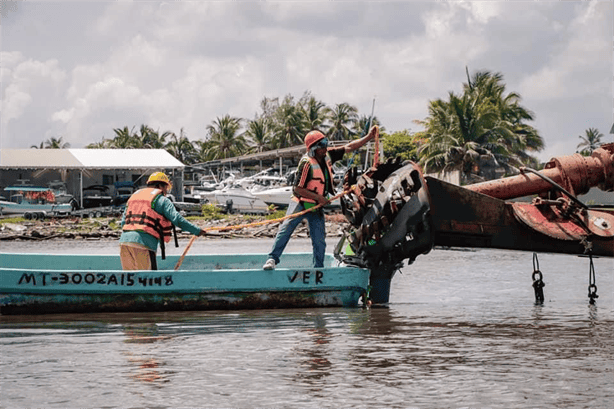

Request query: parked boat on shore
[
  {"left": 82, "top": 185, "right": 114, "bottom": 208},
  {"left": 0, "top": 186, "right": 73, "bottom": 218},
  {"left": 200, "top": 185, "right": 271, "bottom": 214}
]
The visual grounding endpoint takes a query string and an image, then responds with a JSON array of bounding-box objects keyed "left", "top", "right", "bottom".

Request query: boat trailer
[{"left": 335, "top": 143, "right": 614, "bottom": 304}]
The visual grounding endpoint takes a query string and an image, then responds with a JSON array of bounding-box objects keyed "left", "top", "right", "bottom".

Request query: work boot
[{"left": 263, "top": 258, "right": 276, "bottom": 270}]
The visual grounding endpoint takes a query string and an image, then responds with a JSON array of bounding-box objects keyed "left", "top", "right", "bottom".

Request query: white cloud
[
  {"left": 1, "top": 54, "right": 66, "bottom": 143},
  {"left": 1, "top": 0, "right": 611, "bottom": 162},
  {"left": 459, "top": 0, "right": 504, "bottom": 25},
  {"left": 519, "top": 1, "right": 611, "bottom": 100}
]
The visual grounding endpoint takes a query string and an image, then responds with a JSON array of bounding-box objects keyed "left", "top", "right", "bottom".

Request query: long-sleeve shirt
[{"left": 119, "top": 194, "right": 201, "bottom": 252}]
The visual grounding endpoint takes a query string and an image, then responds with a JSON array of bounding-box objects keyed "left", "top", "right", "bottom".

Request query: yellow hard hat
[{"left": 147, "top": 172, "right": 172, "bottom": 188}]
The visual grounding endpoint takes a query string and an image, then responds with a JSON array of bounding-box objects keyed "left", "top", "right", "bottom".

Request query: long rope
[
  {"left": 174, "top": 127, "right": 382, "bottom": 271},
  {"left": 174, "top": 188, "right": 351, "bottom": 270},
  {"left": 372, "top": 128, "right": 380, "bottom": 166}
]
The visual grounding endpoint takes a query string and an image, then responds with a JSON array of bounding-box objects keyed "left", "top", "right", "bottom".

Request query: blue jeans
[{"left": 268, "top": 200, "right": 326, "bottom": 267}]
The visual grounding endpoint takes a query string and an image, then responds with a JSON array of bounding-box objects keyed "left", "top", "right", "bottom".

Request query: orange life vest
[
  {"left": 293, "top": 154, "right": 334, "bottom": 204},
  {"left": 123, "top": 188, "right": 172, "bottom": 243}
]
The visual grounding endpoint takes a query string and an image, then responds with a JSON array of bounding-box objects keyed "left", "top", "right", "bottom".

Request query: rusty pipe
[{"left": 467, "top": 143, "right": 614, "bottom": 200}]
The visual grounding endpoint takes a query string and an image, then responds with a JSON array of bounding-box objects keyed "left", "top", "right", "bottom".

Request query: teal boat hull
[
  {"left": 0, "top": 201, "right": 73, "bottom": 215},
  {"left": 0, "top": 253, "right": 370, "bottom": 314}
]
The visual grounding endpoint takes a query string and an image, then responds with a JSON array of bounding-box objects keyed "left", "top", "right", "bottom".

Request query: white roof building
[
  {"left": 0, "top": 149, "right": 184, "bottom": 169},
  {"left": 0, "top": 149, "right": 185, "bottom": 205}
]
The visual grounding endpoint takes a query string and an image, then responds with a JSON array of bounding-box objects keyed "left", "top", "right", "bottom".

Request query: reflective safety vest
[
  {"left": 123, "top": 188, "right": 172, "bottom": 243},
  {"left": 293, "top": 154, "right": 334, "bottom": 204}
]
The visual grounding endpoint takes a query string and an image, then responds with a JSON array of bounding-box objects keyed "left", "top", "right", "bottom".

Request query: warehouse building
[{"left": 0, "top": 149, "right": 185, "bottom": 207}]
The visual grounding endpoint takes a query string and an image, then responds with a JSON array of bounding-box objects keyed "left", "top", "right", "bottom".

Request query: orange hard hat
[{"left": 304, "top": 130, "right": 326, "bottom": 150}]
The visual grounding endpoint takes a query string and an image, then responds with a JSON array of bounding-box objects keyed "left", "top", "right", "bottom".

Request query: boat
[
  {"left": 199, "top": 180, "right": 271, "bottom": 214},
  {"left": 0, "top": 186, "right": 73, "bottom": 218},
  {"left": 82, "top": 185, "right": 114, "bottom": 208},
  {"left": 0, "top": 252, "right": 370, "bottom": 315},
  {"left": 112, "top": 181, "right": 136, "bottom": 206},
  {"left": 250, "top": 186, "right": 341, "bottom": 211},
  {"left": 47, "top": 180, "right": 79, "bottom": 209},
  {"left": 251, "top": 185, "right": 293, "bottom": 209}
]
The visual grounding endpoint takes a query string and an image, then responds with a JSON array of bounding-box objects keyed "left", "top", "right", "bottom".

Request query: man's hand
[
  {"left": 315, "top": 194, "right": 329, "bottom": 206},
  {"left": 198, "top": 229, "right": 207, "bottom": 237},
  {"left": 367, "top": 125, "right": 379, "bottom": 140}
]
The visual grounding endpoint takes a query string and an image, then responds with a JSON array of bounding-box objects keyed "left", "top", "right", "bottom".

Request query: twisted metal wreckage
[{"left": 335, "top": 143, "right": 614, "bottom": 304}]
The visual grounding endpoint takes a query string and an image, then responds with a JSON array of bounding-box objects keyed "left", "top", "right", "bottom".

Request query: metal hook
[
  {"left": 532, "top": 253, "right": 545, "bottom": 305},
  {"left": 587, "top": 253, "right": 599, "bottom": 305}
]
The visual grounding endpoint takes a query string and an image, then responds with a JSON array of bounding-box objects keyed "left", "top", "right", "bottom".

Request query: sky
[{"left": 1, "top": 0, "right": 612, "bottom": 163}]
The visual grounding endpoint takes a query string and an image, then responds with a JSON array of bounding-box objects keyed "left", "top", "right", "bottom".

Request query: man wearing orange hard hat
[
  {"left": 263, "top": 125, "right": 379, "bottom": 270},
  {"left": 119, "top": 171, "right": 206, "bottom": 270}
]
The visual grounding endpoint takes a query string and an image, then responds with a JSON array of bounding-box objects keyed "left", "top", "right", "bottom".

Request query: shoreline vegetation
[{"left": 0, "top": 212, "right": 350, "bottom": 242}]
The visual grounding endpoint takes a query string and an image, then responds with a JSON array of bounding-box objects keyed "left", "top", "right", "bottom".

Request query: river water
[{"left": 1, "top": 238, "right": 613, "bottom": 408}]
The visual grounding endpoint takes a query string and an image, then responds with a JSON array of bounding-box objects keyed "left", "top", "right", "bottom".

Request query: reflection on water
[
  {"left": 123, "top": 323, "right": 174, "bottom": 386},
  {"left": 1, "top": 243, "right": 613, "bottom": 408},
  {"left": 293, "top": 314, "right": 333, "bottom": 390}
]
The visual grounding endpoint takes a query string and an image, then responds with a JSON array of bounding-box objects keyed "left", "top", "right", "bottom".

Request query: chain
[
  {"left": 587, "top": 252, "right": 599, "bottom": 305},
  {"left": 531, "top": 252, "right": 545, "bottom": 305}
]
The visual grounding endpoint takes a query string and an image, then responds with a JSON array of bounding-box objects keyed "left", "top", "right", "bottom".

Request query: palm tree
[
  {"left": 327, "top": 102, "right": 358, "bottom": 141},
  {"left": 576, "top": 128, "right": 603, "bottom": 155},
  {"left": 30, "top": 141, "right": 44, "bottom": 149},
  {"left": 271, "top": 95, "right": 308, "bottom": 148},
  {"left": 417, "top": 93, "right": 501, "bottom": 178},
  {"left": 353, "top": 114, "right": 383, "bottom": 136},
  {"left": 245, "top": 117, "right": 273, "bottom": 153},
  {"left": 193, "top": 139, "right": 216, "bottom": 163},
  {"left": 166, "top": 128, "right": 197, "bottom": 164},
  {"left": 86, "top": 137, "right": 112, "bottom": 149},
  {"left": 205, "top": 115, "right": 248, "bottom": 159},
  {"left": 38, "top": 136, "right": 70, "bottom": 149},
  {"left": 415, "top": 68, "right": 543, "bottom": 181},
  {"left": 299, "top": 93, "right": 329, "bottom": 133},
  {"left": 465, "top": 68, "right": 543, "bottom": 168},
  {"left": 110, "top": 126, "right": 140, "bottom": 148},
  {"left": 135, "top": 125, "right": 172, "bottom": 149}
]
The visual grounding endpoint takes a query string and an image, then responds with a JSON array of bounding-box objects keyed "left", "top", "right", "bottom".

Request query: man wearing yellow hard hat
[{"left": 119, "top": 171, "right": 205, "bottom": 270}]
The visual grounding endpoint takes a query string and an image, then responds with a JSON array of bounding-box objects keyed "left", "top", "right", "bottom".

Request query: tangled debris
[{"left": 0, "top": 214, "right": 350, "bottom": 241}]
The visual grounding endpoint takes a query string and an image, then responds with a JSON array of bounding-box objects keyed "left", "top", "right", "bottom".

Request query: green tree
[
  {"left": 271, "top": 95, "right": 308, "bottom": 148},
  {"left": 166, "top": 128, "right": 197, "bottom": 164},
  {"left": 245, "top": 117, "right": 273, "bottom": 153},
  {"left": 327, "top": 102, "right": 358, "bottom": 141},
  {"left": 33, "top": 136, "right": 70, "bottom": 149},
  {"left": 353, "top": 114, "right": 383, "bottom": 136},
  {"left": 205, "top": 115, "right": 248, "bottom": 159},
  {"left": 415, "top": 69, "right": 543, "bottom": 182},
  {"left": 381, "top": 130, "right": 420, "bottom": 162},
  {"left": 86, "top": 137, "right": 112, "bottom": 149},
  {"left": 192, "top": 139, "right": 217, "bottom": 163},
  {"left": 465, "top": 69, "right": 543, "bottom": 169},
  {"left": 576, "top": 127, "right": 603, "bottom": 156},
  {"left": 137, "top": 125, "right": 171, "bottom": 149},
  {"left": 299, "top": 92, "right": 329, "bottom": 133},
  {"left": 110, "top": 126, "right": 141, "bottom": 148}
]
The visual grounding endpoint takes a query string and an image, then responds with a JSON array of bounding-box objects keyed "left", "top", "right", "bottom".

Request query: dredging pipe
[{"left": 466, "top": 143, "right": 614, "bottom": 199}]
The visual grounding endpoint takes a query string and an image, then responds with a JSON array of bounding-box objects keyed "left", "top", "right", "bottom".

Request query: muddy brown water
[{"left": 1, "top": 238, "right": 612, "bottom": 408}]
